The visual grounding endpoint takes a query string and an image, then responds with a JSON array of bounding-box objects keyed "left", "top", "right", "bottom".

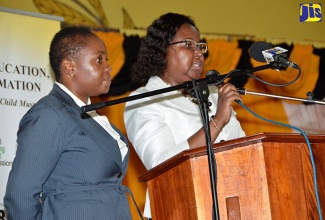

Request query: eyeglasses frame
[{"left": 168, "top": 39, "right": 208, "bottom": 54}]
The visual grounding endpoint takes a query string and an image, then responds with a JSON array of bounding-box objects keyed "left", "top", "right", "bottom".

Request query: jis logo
[{"left": 300, "top": 3, "right": 322, "bottom": 22}]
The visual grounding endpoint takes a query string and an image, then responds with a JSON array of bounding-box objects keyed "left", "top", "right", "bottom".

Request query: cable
[
  {"left": 226, "top": 67, "right": 302, "bottom": 87},
  {"left": 236, "top": 100, "right": 323, "bottom": 219}
]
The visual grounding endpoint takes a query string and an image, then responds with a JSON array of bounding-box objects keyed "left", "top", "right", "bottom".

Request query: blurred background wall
[{"left": 0, "top": 0, "right": 324, "bottom": 46}]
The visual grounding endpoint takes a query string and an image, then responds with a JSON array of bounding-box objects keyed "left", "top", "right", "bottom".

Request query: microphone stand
[
  {"left": 81, "top": 62, "right": 281, "bottom": 113},
  {"left": 80, "top": 62, "right": 283, "bottom": 220},
  {"left": 192, "top": 79, "right": 220, "bottom": 220}
]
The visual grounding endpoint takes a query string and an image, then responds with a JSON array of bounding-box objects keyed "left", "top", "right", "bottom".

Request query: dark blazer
[{"left": 4, "top": 84, "right": 132, "bottom": 220}]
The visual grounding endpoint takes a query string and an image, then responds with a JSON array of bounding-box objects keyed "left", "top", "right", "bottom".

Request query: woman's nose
[{"left": 105, "top": 63, "right": 112, "bottom": 72}]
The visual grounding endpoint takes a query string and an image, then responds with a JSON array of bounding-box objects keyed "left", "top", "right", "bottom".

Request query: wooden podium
[{"left": 139, "top": 133, "right": 325, "bottom": 220}]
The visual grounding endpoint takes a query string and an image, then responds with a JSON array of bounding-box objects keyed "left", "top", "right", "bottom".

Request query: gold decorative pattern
[
  {"left": 33, "top": 0, "right": 109, "bottom": 28},
  {"left": 86, "top": 0, "right": 109, "bottom": 27},
  {"left": 121, "top": 7, "right": 136, "bottom": 29}
]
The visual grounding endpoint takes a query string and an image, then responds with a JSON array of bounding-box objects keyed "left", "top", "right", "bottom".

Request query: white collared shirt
[{"left": 56, "top": 82, "right": 128, "bottom": 161}]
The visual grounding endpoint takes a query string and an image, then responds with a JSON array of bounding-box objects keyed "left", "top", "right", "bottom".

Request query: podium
[{"left": 139, "top": 133, "right": 325, "bottom": 219}]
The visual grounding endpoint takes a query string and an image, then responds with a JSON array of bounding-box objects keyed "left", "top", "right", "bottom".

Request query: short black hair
[
  {"left": 49, "top": 26, "right": 96, "bottom": 81},
  {"left": 131, "top": 13, "right": 198, "bottom": 84}
]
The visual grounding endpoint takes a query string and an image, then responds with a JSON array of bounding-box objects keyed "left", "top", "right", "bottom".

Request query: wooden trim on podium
[{"left": 138, "top": 132, "right": 325, "bottom": 219}]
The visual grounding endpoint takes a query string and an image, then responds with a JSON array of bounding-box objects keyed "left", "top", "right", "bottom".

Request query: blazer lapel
[{"left": 50, "top": 84, "right": 124, "bottom": 169}]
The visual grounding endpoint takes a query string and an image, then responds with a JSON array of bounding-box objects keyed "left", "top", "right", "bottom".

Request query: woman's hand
[{"left": 213, "top": 83, "right": 242, "bottom": 129}]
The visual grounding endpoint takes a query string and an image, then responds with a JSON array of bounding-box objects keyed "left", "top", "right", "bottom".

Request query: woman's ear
[{"left": 61, "top": 58, "right": 75, "bottom": 76}]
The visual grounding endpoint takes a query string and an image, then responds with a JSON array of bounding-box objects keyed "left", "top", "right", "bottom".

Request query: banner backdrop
[{"left": 0, "top": 8, "right": 61, "bottom": 218}]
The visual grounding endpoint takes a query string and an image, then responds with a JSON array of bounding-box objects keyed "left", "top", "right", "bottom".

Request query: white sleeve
[{"left": 124, "top": 97, "right": 189, "bottom": 170}]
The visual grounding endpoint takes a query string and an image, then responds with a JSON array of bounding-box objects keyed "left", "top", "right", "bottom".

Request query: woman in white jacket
[{"left": 124, "top": 12, "right": 245, "bottom": 219}]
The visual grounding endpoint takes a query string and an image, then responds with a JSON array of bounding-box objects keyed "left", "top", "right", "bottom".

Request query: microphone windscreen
[
  {"left": 249, "top": 41, "right": 273, "bottom": 62},
  {"left": 206, "top": 70, "right": 220, "bottom": 77}
]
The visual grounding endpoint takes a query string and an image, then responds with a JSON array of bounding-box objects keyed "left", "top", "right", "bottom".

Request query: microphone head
[
  {"left": 206, "top": 70, "right": 220, "bottom": 77},
  {"left": 249, "top": 41, "right": 273, "bottom": 62}
]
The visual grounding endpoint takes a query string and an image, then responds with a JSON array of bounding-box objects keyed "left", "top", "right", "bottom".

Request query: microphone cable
[{"left": 236, "top": 100, "right": 323, "bottom": 219}]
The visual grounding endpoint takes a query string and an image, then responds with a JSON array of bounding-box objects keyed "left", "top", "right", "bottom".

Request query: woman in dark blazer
[{"left": 4, "top": 27, "right": 135, "bottom": 220}]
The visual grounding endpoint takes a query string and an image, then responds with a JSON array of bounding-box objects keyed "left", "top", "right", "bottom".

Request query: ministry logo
[{"left": 300, "top": 3, "right": 322, "bottom": 22}]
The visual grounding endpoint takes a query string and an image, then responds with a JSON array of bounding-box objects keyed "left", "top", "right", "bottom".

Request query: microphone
[
  {"left": 249, "top": 41, "right": 300, "bottom": 69},
  {"left": 206, "top": 69, "right": 220, "bottom": 77}
]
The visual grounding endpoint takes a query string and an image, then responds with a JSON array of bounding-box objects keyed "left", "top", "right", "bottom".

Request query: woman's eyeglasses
[{"left": 169, "top": 39, "right": 208, "bottom": 54}]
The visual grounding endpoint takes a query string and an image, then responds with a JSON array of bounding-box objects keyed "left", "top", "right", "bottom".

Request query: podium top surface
[{"left": 138, "top": 132, "right": 325, "bottom": 182}]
